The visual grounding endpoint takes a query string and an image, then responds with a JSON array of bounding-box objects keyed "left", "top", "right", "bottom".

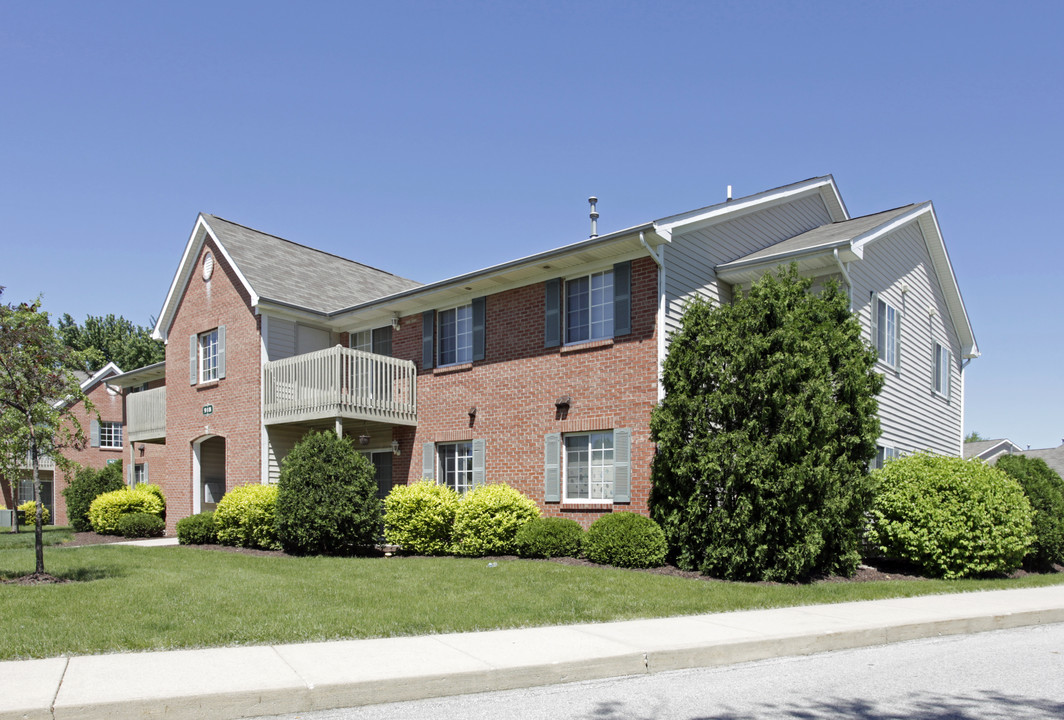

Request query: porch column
[{"left": 335, "top": 417, "right": 343, "bottom": 438}]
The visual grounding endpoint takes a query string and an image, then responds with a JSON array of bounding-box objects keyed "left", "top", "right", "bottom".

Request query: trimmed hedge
[
  {"left": 17, "top": 500, "right": 50, "bottom": 526},
  {"left": 384, "top": 481, "right": 460, "bottom": 555},
  {"left": 515, "top": 517, "right": 585, "bottom": 559},
  {"left": 176, "top": 512, "right": 218, "bottom": 545},
  {"left": 996, "top": 454, "right": 1064, "bottom": 570},
  {"left": 584, "top": 512, "right": 667, "bottom": 568},
  {"left": 214, "top": 484, "right": 280, "bottom": 550},
  {"left": 868, "top": 453, "right": 1033, "bottom": 578},
  {"left": 276, "top": 431, "right": 381, "bottom": 555},
  {"left": 118, "top": 512, "right": 165, "bottom": 539},
  {"left": 88, "top": 486, "right": 165, "bottom": 535},
  {"left": 452, "top": 483, "right": 541, "bottom": 557},
  {"left": 62, "top": 462, "right": 125, "bottom": 532}
]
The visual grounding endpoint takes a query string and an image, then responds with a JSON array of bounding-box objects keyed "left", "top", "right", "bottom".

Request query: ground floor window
[
  {"left": 564, "top": 432, "right": 615, "bottom": 501},
  {"left": 133, "top": 463, "right": 147, "bottom": 486},
  {"left": 362, "top": 450, "right": 394, "bottom": 499},
  {"left": 17, "top": 477, "right": 54, "bottom": 524},
  {"left": 873, "top": 445, "right": 900, "bottom": 470},
  {"left": 438, "top": 442, "right": 474, "bottom": 494}
]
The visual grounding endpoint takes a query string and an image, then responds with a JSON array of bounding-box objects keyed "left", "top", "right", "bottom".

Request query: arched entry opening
[{"left": 192, "top": 435, "right": 226, "bottom": 514}]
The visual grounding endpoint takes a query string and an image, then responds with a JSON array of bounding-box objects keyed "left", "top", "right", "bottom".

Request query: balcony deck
[
  {"left": 263, "top": 346, "right": 417, "bottom": 427},
  {"left": 127, "top": 387, "right": 167, "bottom": 442}
]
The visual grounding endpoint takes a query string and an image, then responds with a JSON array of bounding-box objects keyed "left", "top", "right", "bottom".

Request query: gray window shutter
[
  {"left": 613, "top": 428, "right": 631, "bottom": 503},
  {"left": 472, "top": 296, "right": 486, "bottom": 362},
  {"left": 613, "top": 261, "right": 631, "bottom": 336},
  {"left": 422, "top": 311, "right": 435, "bottom": 370},
  {"left": 869, "top": 292, "right": 880, "bottom": 356},
  {"left": 894, "top": 307, "right": 902, "bottom": 372},
  {"left": 90, "top": 419, "right": 100, "bottom": 448},
  {"left": 217, "top": 325, "right": 227, "bottom": 379},
  {"left": 143, "top": 463, "right": 149, "bottom": 485},
  {"left": 190, "top": 334, "right": 198, "bottom": 385},
  {"left": 129, "top": 463, "right": 134, "bottom": 486},
  {"left": 472, "top": 438, "right": 486, "bottom": 487},
  {"left": 544, "top": 278, "right": 561, "bottom": 348},
  {"left": 422, "top": 442, "right": 435, "bottom": 480},
  {"left": 544, "top": 433, "right": 561, "bottom": 502}
]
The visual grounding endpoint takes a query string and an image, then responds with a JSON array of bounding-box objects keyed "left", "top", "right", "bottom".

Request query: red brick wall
[
  {"left": 162, "top": 238, "right": 262, "bottom": 533},
  {"left": 391, "top": 257, "right": 659, "bottom": 526}
]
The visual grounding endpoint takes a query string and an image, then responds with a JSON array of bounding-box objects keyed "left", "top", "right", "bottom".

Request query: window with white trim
[
  {"left": 99, "top": 422, "right": 123, "bottom": 449},
  {"left": 872, "top": 445, "right": 900, "bottom": 470},
  {"left": 350, "top": 326, "right": 393, "bottom": 356},
  {"left": 133, "top": 463, "right": 146, "bottom": 486},
  {"left": 438, "top": 441, "right": 474, "bottom": 494},
  {"left": 199, "top": 329, "right": 219, "bottom": 382},
  {"left": 564, "top": 432, "right": 614, "bottom": 502},
  {"left": 933, "top": 342, "right": 951, "bottom": 399},
  {"left": 438, "top": 305, "right": 473, "bottom": 366},
  {"left": 566, "top": 270, "right": 613, "bottom": 343},
  {"left": 872, "top": 296, "right": 900, "bottom": 368}
]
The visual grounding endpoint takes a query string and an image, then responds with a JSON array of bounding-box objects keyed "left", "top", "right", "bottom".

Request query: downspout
[
  {"left": 640, "top": 231, "right": 663, "bottom": 267},
  {"left": 832, "top": 248, "right": 852, "bottom": 310}
]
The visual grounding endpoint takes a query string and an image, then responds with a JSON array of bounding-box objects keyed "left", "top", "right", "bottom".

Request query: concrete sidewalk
[{"left": 3, "top": 584, "right": 1063, "bottom": 720}]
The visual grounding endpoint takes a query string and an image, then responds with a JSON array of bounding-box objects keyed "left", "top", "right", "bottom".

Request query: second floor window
[
  {"left": 872, "top": 295, "right": 900, "bottom": 369},
  {"left": 99, "top": 422, "right": 123, "bottom": 449},
  {"left": 350, "top": 326, "right": 393, "bottom": 356},
  {"left": 438, "top": 305, "right": 472, "bottom": 366},
  {"left": 566, "top": 270, "right": 613, "bottom": 343},
  {"left": 933, "top": 342, "right": 951, "bottom": 398},
  {"left": 200, "top": 329, "right": 219, "bottom": 382}
]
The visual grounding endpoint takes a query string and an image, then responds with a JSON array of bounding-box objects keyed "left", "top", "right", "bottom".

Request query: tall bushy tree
[
  {"left": 57, "top": 313, "right": 163, "bottom": 373},
  {"left": 649, "top": 266, "right": 883, "bottom": 582},
  {"left": 0, "top": 288, "right": 91, "bottom": 575},
  {"left": 995, "top": 454, "right": 1064, "bottom": 570}
]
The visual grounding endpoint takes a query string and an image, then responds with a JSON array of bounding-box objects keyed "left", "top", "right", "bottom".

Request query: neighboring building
[
  {"left": 0, "top": 363, "right": 164, "bottom": 525},
  {"left": 109, "top": 176, "right": 979, "bottom": 533},
  {"left": 964, "top": 438, "right": 1024, "bottom": 464},
  {"left": 1018, "top": 442, "right": 1064, "bottom": 479}
]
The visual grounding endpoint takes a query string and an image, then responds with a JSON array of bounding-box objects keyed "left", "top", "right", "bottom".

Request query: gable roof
[
  {"left": 1022, "top": 444, "right": 1064, "bottom": 479},
  {"left": 963, "top": 438, "right": 1024, "bottom": 462},
  {"left": 53, "top": 361, "right": 122, "bottom": 409}
]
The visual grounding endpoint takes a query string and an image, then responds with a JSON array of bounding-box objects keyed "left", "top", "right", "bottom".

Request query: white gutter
[{"left": 640, "top": 231, "right": 663, "bottom": 267}]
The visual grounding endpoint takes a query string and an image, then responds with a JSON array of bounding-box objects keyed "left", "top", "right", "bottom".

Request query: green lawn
[
  {"left": 1, "top": 542, "right": 1062, "bottom": 660},
  {"left": 0, "top": 526, "right": 74, "bottom": 548}
]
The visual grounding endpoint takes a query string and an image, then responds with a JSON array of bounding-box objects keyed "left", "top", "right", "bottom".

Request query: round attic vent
[{"left": 202, "top": 252, "right": 214, "bottom": 281}]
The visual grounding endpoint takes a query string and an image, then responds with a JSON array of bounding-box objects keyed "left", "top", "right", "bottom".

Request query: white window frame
[
  {"left": 933, "top": 342, "right": 951, "bottom": 399},
  {"left": 99, "top": 421, "right": 123, "bottom": 449},
  {"left": 437, "top": 305, "right": 473, "bottom": 366},
  {"left": 563, "top": 431, "right": 615, "bottom": 503},
  {"left": 133, "top": 463, "right": 146, "bottom": 486},
  {"left": 350, "top": 326, "right": 393, "bottom": 356},
  {"left": 873, "top": 296, "right": 901, "bottom": 369},
  {"left": 437, "top": 441, "right": 474, "bottom": 494},
  {"left": 199, "top": 328, "right": 219, "bottom": 382},
  {"left": 873, "top": 445, "right": 900, "bottom": 470},
  {"left": 565, "top": 270, "right": 614, "bottom": 344}
]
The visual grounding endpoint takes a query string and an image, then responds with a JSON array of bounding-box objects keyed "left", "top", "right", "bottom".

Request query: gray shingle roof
[
  {"left": 719, "top": 205, "right": 916, "bottom": 268},
  {"left": 203, "top": 214, "right": 421, "bottom": 314},
  {"left": 1022, "top": 444, "right": 1064, "bottom": 479}
]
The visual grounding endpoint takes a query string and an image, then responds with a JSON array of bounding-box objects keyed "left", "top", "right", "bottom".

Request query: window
[
  {"left": 564, "top": 432, "right": 614, "bottom": 501},
  {"left": 438, "top": 442, "right": 474, "bottom": 494},
  {"left": 350, "top": 326, "right": 393, "bottom": 356},
  {"left": 17, "top": 478, "right": 53, "bottom": 524},
  {"left": 200, "top": 329, "right": 219, "bottom": 382},
  {"left": 566, "top": 270, "right": 613, "bottom": 343},
  {"left": 872, "top": 295, "right": 900, "bottom": 368},
  {"left": 933, "top": 342, "right": 951, "bottom": 399},
  {"left": 99, "top": 422, "right": 123, "bottom": 449},
  {"left": 873, "top": 445, "right": 900, "bottom": 470},
  {"left": 437, "top": 305, "right": 473, "bottom": 366},
  {"left": 362, "top": 450, "right": 393, "bottom": 499},
  {"left": 133, "top": 464, "right": 146, "bottom": 486}
]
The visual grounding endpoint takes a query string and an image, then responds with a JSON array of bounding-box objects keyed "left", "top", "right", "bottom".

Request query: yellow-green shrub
[
  {"left": 88, "top": 486, "right": 165, "bottom": 535},
  {"left": 384, "top": 481, "right": 460, "bottom": 555},
  {"left": 214, "top": 484, "right": 280, "bottom": 550},
  {"left": 17, "top": 500, "right": 50, "bottom": 526},
  {"left": 452, "top": 483, "right": 541, "bottom": 556}
]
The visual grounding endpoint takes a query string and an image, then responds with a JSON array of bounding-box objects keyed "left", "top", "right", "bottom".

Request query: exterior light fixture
[
  {"left": 391, "top": 313, "right": 401, "bottom": 331},
  {"left": 555, "top": 395, "right": 571, "bottom": 409},
  {"left": 391, "top": 440, "right": 401, "bottom": 456},
  {"left": 358, "top": 434, "right": 370, "bottom": 446}
]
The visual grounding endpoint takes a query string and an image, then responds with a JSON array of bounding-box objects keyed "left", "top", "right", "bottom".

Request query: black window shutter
[
  {"left": 544, "top": 278, "right": 561, "bottom": 348},
  {"left": 421, "top": 311, "right": 435, "bottom": 370},
  {"left": 613, "top": 261, "right": 631, "bottom": 337},
  {"left": 472, "top": 296, "right": 486, "bottom": 362}
]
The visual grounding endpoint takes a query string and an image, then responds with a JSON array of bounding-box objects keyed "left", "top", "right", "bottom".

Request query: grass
[
  {"left": 0, "top": 525, "right": 74, "bottom": 548},
  {"left": 2, "top": 542, "right": 1063, "bottom": 661}
]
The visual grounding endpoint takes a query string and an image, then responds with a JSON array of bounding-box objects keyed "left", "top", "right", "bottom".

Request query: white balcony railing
[
  {"left": 127, "top": 387, "right": 167, "bottom": 442},
  {"left": 18, "top": 452, "right": 55, "bottom": 471},
  {"left": 263, "top": 346, "right": 417, "bottom": 427}
]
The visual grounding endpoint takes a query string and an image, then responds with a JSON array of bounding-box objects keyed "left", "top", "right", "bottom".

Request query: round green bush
[
  {"left": 451, "top": 483, "right": 541, "bottom": 556},
  {"left": 214, "top": 484, "right": 280, "bottom": 550},
  {"left": 276, "top": 431, "right": 381, "bottom": 555},
  {"left": 515, "top": 517, "right": 585, "bottom": 559},
  {"left": 88, "top": 486, "right": 164, "bottom": 535},
  {"left": 62, "top": 462, "right": 124, "bottom": 532},
  {"left": 117, "top": 512, "right": 165, "bottom": 539},
  {"left": 869, "top": 453, "right": 1034, "bottom": 578},
  {"left": 176, "top": 512, "right": 218, "bottom": 545},
  {"left": 136, "top": 483, "right": 167, "bottom": 519},
  {"left": 17, "top": 500, "right": 50, "bottom": 526},
  {"left": 996, "top": 454, "right": 1064, "bottom": 570},
  {"left": 383, "top": 481, "right": 460, "bottom": 555},
  {"left": 584, "top": 512, "right": 667, "bottom": 568}
]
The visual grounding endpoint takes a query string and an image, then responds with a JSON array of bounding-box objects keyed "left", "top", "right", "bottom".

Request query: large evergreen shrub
[
  {"left": 383, "top": 480, "right": 460, "bottom": 555},
  {"left": 215, "top": 484, "right": 281, "bottom": 550},
  {"left": 649, "top": 266, "right": 883, "bottom": 582},
  {"left": 62, "top": 461, "right": 125, "bottom": 532},
  {"left": 584, "top": 512, "right": 667, "bottom": 568},
  {"left": 994, "top": 455, "right": 1064, "bottom": 570},
  {"left": 869, "top": 453, "right": 1033, "bottom": 578},
  {"left": 451, "top": 483, "right": 540, "bottom": 556},
  {"left": 275, "top": 431, "right": 380, "bottom": 555}
]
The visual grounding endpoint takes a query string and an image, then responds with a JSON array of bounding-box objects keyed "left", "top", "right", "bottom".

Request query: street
[{"left": 258, "top": 623, "right": 1064, "bottom": 719}]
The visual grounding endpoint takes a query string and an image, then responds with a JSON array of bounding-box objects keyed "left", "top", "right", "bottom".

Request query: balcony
[
  {"left": 18, "top": 452, "right": 55, "bottom": 471},
  {"left": 127, "top": 387, "right": 167, "bottom": 442},
  {"left": 263, "top": 346, "right": 417, "bottom": 427}
]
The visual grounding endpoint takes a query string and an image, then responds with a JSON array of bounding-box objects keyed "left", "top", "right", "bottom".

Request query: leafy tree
[
  {"left": 649, "top": 266, "right": 883, "bottom": 582},
  {"left": 57, "top": 313, "right": 163, "bottom": 373},
  {"left": 995, "top": 454, "right": 1064, "bottom": 570},
  {"left": 0, "top": 288, "right": 91, "bottom": 576},
  {"left": 964, "top": 431, "right": 987, "bottom": 443}
]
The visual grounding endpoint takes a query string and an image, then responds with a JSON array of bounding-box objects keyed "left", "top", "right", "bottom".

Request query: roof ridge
[{"left": 829, "top": 203, "right": 918, "bottom": 225}]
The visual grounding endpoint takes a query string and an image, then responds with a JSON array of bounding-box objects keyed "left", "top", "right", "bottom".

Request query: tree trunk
[{"left": 28, "top": 416, "right": 45, "bottom": 574}]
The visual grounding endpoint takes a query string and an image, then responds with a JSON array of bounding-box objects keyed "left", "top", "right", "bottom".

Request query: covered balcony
[
  {"left": 263, "top": 345, "right": 417, "bottom": 427},
  {"left": 127, "top": 387, "right": 167, "bottom": 442}
]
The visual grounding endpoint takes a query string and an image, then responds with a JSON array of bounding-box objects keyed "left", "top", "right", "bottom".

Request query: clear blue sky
[{"left": 2, "top": 1, "right": 1061, "bottom": 449}]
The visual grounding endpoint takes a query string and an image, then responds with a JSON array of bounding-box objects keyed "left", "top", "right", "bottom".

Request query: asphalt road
[{"left": 257, "top": 623, "right": 1064, "bottom": 720}]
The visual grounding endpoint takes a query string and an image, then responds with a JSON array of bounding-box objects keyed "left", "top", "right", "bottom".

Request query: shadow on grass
[
  {"left": 0, "top": 565, "right": 121, "bottom": 583},
  {"left": 584, "top": 691, "right": 1064, "bottom": 719}
]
